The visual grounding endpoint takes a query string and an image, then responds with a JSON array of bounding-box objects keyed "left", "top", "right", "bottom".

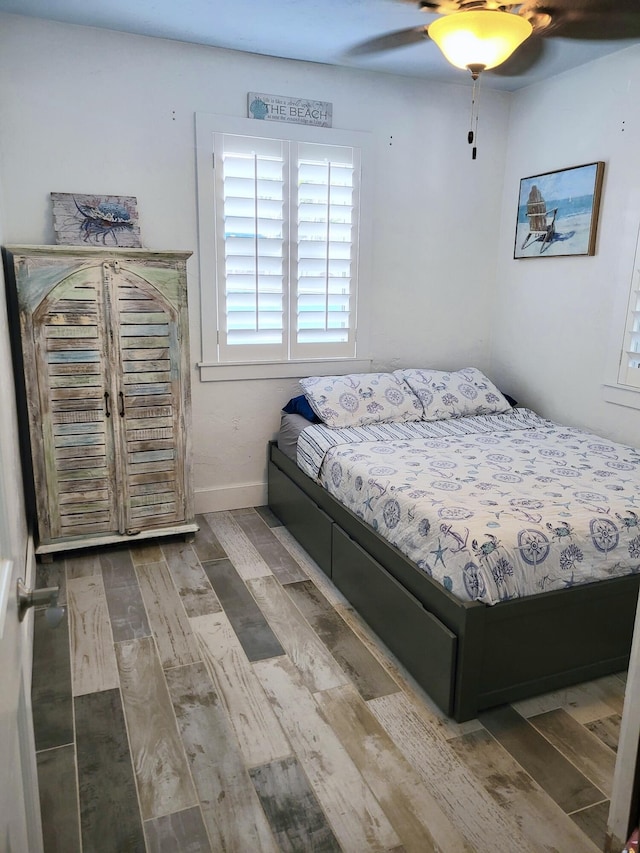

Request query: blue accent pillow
[{"left": 282, "top": 394, "right": 321, "bottom": 423}]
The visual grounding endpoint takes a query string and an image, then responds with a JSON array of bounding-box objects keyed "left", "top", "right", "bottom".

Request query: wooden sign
[{"left": 248, "top": 93, "right": 332, "bottom": 128}]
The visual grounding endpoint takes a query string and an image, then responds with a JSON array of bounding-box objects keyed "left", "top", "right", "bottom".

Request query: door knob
[{"left": 17, "top": 578, "right": 65, "bottom": 627}]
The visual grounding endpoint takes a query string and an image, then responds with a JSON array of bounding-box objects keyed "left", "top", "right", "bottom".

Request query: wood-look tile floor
[{"left": 32, "top": 508, "right": 626, "bottom": 853}]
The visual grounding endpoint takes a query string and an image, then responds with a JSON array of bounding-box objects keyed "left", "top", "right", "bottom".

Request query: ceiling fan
[{"left": 348, "top": 0, "right": 640, "bottom": 80}]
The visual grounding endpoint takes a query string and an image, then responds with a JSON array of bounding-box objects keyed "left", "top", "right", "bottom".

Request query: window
[
  {"left": 618, "top": 254, "right": 640, "bottom": 389},
  {"left": 196, "top": 114, "right": 372, "bottom": 379},
  {"left": 603, "top": 219, "right": 640, "bottom": 410}
]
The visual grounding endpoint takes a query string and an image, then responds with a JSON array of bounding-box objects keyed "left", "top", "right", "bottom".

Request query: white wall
[
  {"left": 0, "top": 193, "right": 28, "bottom": 567},
  {"left": 491, "top": 46, "right": 640, "bottom": 447},
  {"left": 0, "top": 13, "right": 511, "bottom": 510}
]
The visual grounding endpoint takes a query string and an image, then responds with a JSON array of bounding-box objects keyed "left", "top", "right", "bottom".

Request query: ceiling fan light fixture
[{"left": 428, "top": 9, "right": 533, "bottom": 74}]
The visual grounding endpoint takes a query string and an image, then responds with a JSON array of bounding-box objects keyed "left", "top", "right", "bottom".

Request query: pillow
[
  {"left": 299, "top": 372, "right": 422, "bottom": 428},
  {"left": 394, "top": 367, "right": 512, "bottom": 422},
  {"left": 282, "top": 394, "right": 321, "bottom": 423},
  {"left": 278, "top": 412, "right": 311, "bottom": 461}
]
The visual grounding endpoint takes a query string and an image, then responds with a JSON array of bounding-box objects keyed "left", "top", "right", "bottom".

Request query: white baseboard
[{"left": 194, "top": 482, "right": 267, "bottom": 514}]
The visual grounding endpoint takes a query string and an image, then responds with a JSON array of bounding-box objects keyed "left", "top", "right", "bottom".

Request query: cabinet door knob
[
  {"left": 104, "top": 391, "right": 111, "bottom": 417},
  {"left": 118, "top": 391, "right": 125, "bottom": 417}
]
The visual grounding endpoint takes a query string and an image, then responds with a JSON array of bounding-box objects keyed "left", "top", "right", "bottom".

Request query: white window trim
[
  {"left": 198, "top": 357, "right": 373, "bottom": 382},
  {"left": 195, "top": 112, "right": 373, "bottom": 381},
  {"left": 603, "top": 215, "right": 640, "bottom": 410},
  {"left": 602, "top": 383, "right": 640, "bottom": 410}
]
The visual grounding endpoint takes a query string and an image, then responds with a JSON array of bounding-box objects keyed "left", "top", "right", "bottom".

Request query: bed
[{"left": 268, "top": 368, "right": 640, "bottom": 721}]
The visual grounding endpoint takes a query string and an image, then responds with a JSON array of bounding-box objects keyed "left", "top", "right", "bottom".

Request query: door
[
  {"left": 0, "top": 264, "right": 43, "bottom": 852},
  {"left": 110, "top": 263, "right": 188, "bottom": 532},
  {"left": 26, "top": 261, "right": 119, "bottom": 543}
]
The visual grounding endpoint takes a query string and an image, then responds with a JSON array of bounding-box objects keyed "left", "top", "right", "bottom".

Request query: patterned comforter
[{"left": 297, "top": 409, "right": 640, "bottom": 605}]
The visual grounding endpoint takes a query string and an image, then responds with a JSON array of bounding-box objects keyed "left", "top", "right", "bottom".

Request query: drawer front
[
  {"left": 268, "top": 460, "right": 333, "bottom": 576},
  {"left": 332, "top": 525, "right": 457, "bottom": 716}
]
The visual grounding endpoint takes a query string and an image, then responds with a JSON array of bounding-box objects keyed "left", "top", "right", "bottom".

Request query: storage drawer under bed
[
  {"left": 268, "top": 457, "right": 333, "bottom": 576},
  {"left": 332, "top": 524, "right": 457, "bottom": 716}
]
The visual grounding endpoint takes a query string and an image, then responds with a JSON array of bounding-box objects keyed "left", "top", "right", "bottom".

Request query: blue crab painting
[
  {"left": 51, "top": 192, "right": 142, "bottom": 248},
  {"left": 74, "top": 198, "right": 134, "bottom": 245}
]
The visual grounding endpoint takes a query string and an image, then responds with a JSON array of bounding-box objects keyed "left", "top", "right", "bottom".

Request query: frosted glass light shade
[{"left": 428, "top": 10, "right": 533, "bottom": 72}]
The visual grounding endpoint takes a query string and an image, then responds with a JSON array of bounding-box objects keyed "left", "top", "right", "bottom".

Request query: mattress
[{"left": 288, "top": 409, "right": 640, "bottom": 605}]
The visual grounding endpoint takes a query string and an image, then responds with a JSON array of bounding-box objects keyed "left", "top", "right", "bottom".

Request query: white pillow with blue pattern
[
  {"left": 299, "top": 372, "right": 423, "bottom": 428},
  {"left": 394, "top": 367, "right": 512, "bottom": 421}
]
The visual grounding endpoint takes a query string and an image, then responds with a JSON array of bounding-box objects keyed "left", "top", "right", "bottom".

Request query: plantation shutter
[
  {"left": 291, "top": 141, "right": 359, "bottom": 360},
  {"left": 211, "top": 130, "right": 360, "bottom": 364},
  {"left": 619, "top": 263, "right": 640, "bottom": 389},
  {"left": 214, "top": 132, "right": 288, "bottom": 363}
]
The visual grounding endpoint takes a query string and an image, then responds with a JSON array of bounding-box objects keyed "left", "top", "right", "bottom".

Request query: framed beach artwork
[
  {"left": 514, "top": 162, "right": 604, "bottom": 258},
  {"left": 51, "top": 192, "right": 142, "bottom": 247}
]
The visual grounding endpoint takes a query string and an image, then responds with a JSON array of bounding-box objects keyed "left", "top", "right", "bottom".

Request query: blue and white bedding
[{"left": 297, "top": 410, "right": 640, "bottom": 605}]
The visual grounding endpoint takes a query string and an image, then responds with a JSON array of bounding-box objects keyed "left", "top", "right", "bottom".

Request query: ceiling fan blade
[
  {"left": 344, "top": 26, "right": 429, "bottom": 58},
  {"left": 543, "top": 14, "right": 640, "bottom": 41},
  {"left": 522, "top": 0, "right": 640, "bottom": 40}
]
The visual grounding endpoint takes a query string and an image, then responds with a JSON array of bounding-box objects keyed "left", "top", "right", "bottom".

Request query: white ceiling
[{"left": 1, "top": 0, "right": 639, "bottom": 91}]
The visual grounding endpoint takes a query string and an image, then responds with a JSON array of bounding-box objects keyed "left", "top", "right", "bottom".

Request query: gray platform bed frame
[{"left": 268, "top": 441, "right": 639, "bottom": 721}]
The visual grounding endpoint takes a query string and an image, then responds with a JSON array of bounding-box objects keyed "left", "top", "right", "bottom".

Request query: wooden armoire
[{"left": 3, "top": 245, "right": 198, "bottom": 557}]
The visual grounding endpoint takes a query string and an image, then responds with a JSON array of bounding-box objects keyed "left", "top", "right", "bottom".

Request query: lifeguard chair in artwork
[{"left": 520, "top": 185, "right": 558, "bottom": 253}]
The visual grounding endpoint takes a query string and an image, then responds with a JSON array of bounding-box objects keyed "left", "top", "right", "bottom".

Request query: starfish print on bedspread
[{"left": 430, "top": 539, "right": 448, "bottom": 567}]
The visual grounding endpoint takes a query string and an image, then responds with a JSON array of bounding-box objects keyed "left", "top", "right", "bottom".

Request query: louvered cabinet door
[
  {"left": 26, "top": 264, "right": 119, "bottom": 544},
  {"left": 6, "top": 245, "right": 196, "bottom": 555},
  {"left": 110, "top": 264, "right": 189, "bottom": 532}
]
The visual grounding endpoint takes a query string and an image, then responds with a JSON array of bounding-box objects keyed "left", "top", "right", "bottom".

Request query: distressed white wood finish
[
  {"left": 273, "top": 524, "right": 482, "bottom": 740},
  {"left": 130, "top": 542, "right": 164, "bottom": 566},
  {"left": 528, "top": 709, "right": 616, "bottom": 798},
  {"left": 162, "top": 540, "right": 222, "bottom": 618},
  {"left": 514, "top": 675, "right": 626, "bottom": 724},
  {"left": 247, "top": 575, "right": 347, "bottom": 693},
  {"left": 65, "top": 552, "right": 102, "bottom": 580},
  {"left": 272, "top": 525, "right": 350, "bottom": 609},
  {"left": 254, "top": 655, "right": 400, "bottom": 852},
  {"left": 316, "top": 683, "right": 472, "bottom": 853},
  {"left": 202, "top": 512, "right": 272, "bottom": 580},
  {"left": 448, "top": 728, "right": 602, "bottom": 853},
  {"left": 5, "top": 245, "right": 197, "bottom": 555},
  {"left": 368, "top": 692, "right": 539, "bottom": 853},
  {"left": 67, "top": 574, "right": 119, "bottom": 696},
  {"left": 115, "top": 637, "right": 198, "bottom": 821},
  {"left": 135, "top": 561, "right": 201, "bottom": 669},
  {"left": 34, "top": 531, "right": 622, "bottom": 853},
  {"left": 165, "top": 660, "right": 280, "bottom": 853},
  {"left": 191, "top": 611, "right": 291, "bottom": 768},
  {"left": 342, "top": 599, "right": 484, "bottom": 740}
]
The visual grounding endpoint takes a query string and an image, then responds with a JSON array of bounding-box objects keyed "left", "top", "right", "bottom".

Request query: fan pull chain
[{"left": 467, "top": 73, "right": 482, "bottom": 160}]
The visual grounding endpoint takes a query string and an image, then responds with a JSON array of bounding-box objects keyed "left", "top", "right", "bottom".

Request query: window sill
[
  {"left": 198, "top": 357, "right": 373, "bottom": 382},
  {"left": 602, "top": 383, "right": 640, "bottom": 410}
]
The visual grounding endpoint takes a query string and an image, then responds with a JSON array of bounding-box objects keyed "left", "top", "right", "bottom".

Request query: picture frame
[
  {"left": 51, "top": 192, "right": 142, "bottom": 247},
  {"left": 514, "top": 161, "right": 605, "bottom": 259}
]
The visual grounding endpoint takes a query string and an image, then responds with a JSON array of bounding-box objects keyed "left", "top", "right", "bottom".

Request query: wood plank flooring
[{"left": 32, "top": 508, "right": 627, "bottom": 852}]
